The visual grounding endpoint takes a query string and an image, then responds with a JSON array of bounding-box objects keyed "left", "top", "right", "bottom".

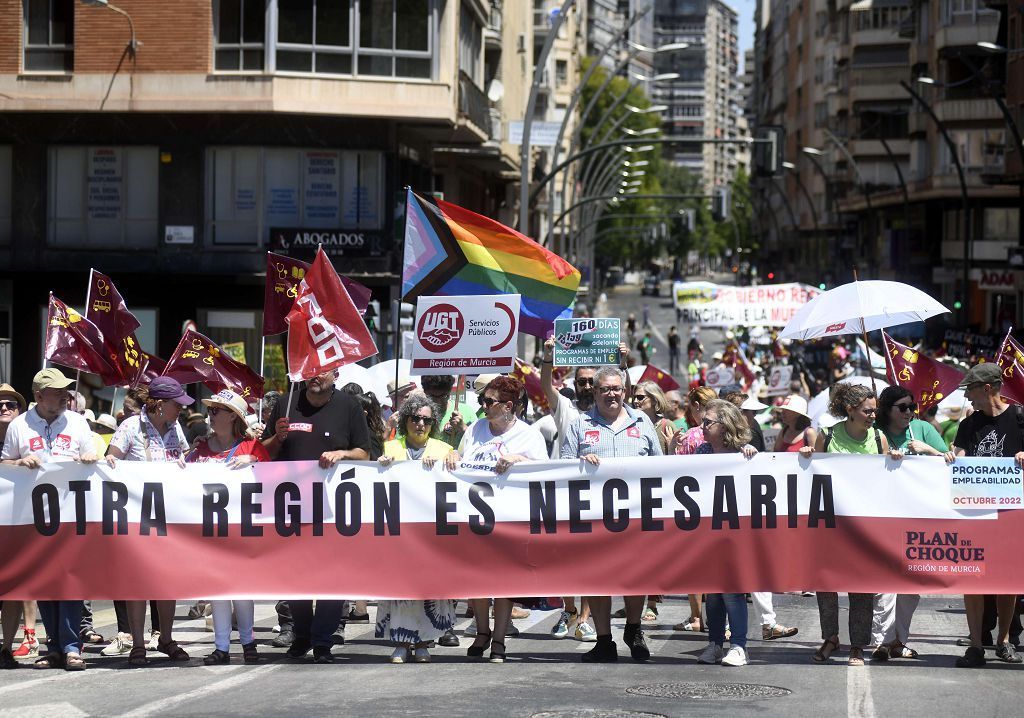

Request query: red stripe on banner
[{"left": 1, "top": 514, "right": 1021, "bottom": 600}]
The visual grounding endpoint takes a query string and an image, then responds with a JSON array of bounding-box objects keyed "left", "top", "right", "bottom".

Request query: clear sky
[{"left": 732, "top": 0, "right": 756, "bottom": 71}]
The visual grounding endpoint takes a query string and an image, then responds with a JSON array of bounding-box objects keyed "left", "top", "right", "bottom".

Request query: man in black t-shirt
[
  {"left": 946, "top": 363, "right": 1024, "bottom": 668},
  {"left": 261, "top": 368, "right": 370, "bottom": 664}
]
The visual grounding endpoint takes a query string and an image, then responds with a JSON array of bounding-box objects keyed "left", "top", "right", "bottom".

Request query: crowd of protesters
[{"left": 0, "top": 321, "right": 1020, "bottom": 672}]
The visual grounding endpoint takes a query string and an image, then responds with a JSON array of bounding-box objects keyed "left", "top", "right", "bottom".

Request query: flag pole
[
  {"left": 42, "top": 292, "right": 53, "bottom": 371},
  {"left": 258, "top": 335, "right": 266, "bottom": 421},
  {"left": 75, "top": 269, "right": 96, "bottom": 403},
  {"left": 852, "top": 268, "right": 877, "bottom": 396},
  {"left": 880, "top": 332, "right": 915, "bottom": 441},
  {"left": 394, "top": 187, "right": 412, "bottom": 411}
]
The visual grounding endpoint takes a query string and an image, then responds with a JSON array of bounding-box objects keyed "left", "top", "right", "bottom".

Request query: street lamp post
[
  {"left": 80, "top": 0, "right": 139, "bottom": 55},
  {"left": 782, "top": 161, "right": 821, "bottom": 271},
  {"left": 900, "top": 78, "right": 971, "bottom": 321}
]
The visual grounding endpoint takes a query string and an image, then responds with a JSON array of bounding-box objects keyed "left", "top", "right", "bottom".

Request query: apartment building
[
  {"left": 653, "top": 0, "right": 744, "bottom": 195},
  {"left": 0, "top": 0, "right": 549, "bottom": 394},
  {"left": 751, "top": 0, "right": 1021, "bottom": 329}
]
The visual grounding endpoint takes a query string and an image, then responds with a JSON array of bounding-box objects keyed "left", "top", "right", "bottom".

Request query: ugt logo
[{"left": 417, "top": 304, "right": 464, "bottom": 353}]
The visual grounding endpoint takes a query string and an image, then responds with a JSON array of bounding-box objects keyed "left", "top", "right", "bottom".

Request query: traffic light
[
  {"left": 711, "top": 186, "right": 731, "bottom": 222},
  {"left": 767, "top": 272, "right": 775, "bottom": 280},
  {"left": 953, "top": 298, "right": 963, "bottom": 311},
  {"left": 754, "top": 126, "right": 785, "bottom": 178},
  {"left": 818, "top": 282, "right": 827, "bottom": 290}
]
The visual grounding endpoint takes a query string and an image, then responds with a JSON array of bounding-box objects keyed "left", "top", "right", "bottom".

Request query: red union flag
[
  {"left": 264, "top": 252, "right": 372, "bottom": 336},
  {"left": 286, "top": 248, "right": 377, "bottom": 381},
  {"left": 882, "top": 332, "right": 964, "bottom": 412},
  {"left": 45, "top": 294, "right": 122, "bottom": 385},
  {"left": 87, "top": 270, "right": 140, "bottom": 345},
  {"left": 638, "top": 364, "right": 681, "bottom": 392},
  {"left": 996, "top": 333, "right": 1024, "bottom": 405},
  {"left": 163, "top": 330, "right": 265, "bottom": 403}
]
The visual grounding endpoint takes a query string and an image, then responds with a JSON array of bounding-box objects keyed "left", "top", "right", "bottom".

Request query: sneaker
[
  {"left": 623, "top": 625, "right": 650, "bottom": 662},
  {"left": 101, "top": 632, "right": 133, "bottom": 657},
  {"left": 551, "top": 610, "right": 574, "bottom": 639},
  {"left": 390, "top": 645, "right": 409, "bottom": 664},
  {"left": 437, "top": 629, "right": 460, "bottom": 648},
  {"left": 995, "top": 642, "right": 1023, "bottom": 664},
  {"left": 12, "top": 629, "right": 38, "bottom": 657},
  {"left": 271, "top": 630, "right": 294, "bottom": 648},
  {"left": 955, "top": 645, "right": 986, "bottom": 668},
  {"left": 762, "top": 623, "right": 798, "bottom": 640},
  {"left": 347, "top": 610, "right": 371, "bottom": 624},
  {"left": 146, "top": 631, "right": 161, "bottom": 651},
  {"left": 581, "top": 640, "right": 618, "bottom": 663},
  {"left": 286, "top": 636, "right": 313, "bottom": 659},
  {"left": 511, "top": 606, "right": 531, "bottom": 620},
  {"left": 312, "top": 646, "right": 334, "bottom": 664},
  {"left": 722, "top": 646, "right": 748, "bottom": 666},
  {"left": 698, "top": 643, "right": 725, "bottom": 664},
  {"left": 0, "top": 647, "right": 17, "bottom": 669},
  {"left": 412, "top": 646, "right": 431, "bottom": 663},
  {"left": 575, "top": 622, "right": 597, "bottom": 642}
]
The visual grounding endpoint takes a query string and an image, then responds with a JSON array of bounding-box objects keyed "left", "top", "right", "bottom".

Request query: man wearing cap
[
  {"left": 0, "top": 383, "right": 30, "bottom": 669},
  {"left": 261, "top": 367, "right": 370, "bottom": 664},
  {"left": 945, "top": 363, "right": 1024, "bottom": 668},
  {"left": 2, "top": 369, "right": 97, "bottom": 671}
]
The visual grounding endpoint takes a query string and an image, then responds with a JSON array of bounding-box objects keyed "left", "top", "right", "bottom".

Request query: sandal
[
  {"left": 467, "top": 630, "right": 491, "bottom": 658},
  {"left": 813, "top": 636, "right": 840, "bottom": 663},
  {"left": 127, "top": 646, "right": 149, "bottom": 667},
  {"left": 888, "top": 642, "right": 919, "bottom": 659},
  {"left": 673, "top": 616, "right": 703, "bottom": 632},
  {"left": 489, "top": 639, "right": 506, "bottom": 664},
  {"left": 848, "top": 646, "right": 865, "bottom": 666},
  {"left": 203, "top": 649, "right": 230, "bottom": 665},
  {"left": 611, "top": 608, "right": 627, "bottom": 619},
  {"left": 33, "top": 653, "right": 63, "bottom": 670},
  {"left": 242, "top": 641, "right": 259, "bottom": 664},
  {"left": 642, "top": 606, "right": 658, "bottom": 622},
  {"left": 64, "top": 653, "right": 87, "bottom": 671},
  {"left": 80, "top": 630, "right": 104, "bottom": 645},
  {"left": 157, "top": 639, "right": 190, "bottom": 662},
  {"left": 870, "top": 645, "right": 890, "bottom": 662}
]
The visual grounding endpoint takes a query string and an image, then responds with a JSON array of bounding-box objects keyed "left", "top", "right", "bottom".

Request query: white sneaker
[
  {"left": 698, "top": 643, "right": 725, "bottom": 664},
  {"left": 551, "top": 610, "right": 574, "bottom": 639},
  {"left": 464, "top": 623, "right": 478, "bottom": 637},
  {"left": 722, "top": 646, "right": 748, "bottom": 666},
  {"left": 390, "top": 645, "right": 409, "bottom": 664},
  {"left": 101, "top": 632, "right": 133, "bottom": 656},
  {"left": 146, "top": 631, "right": 161, "bottom": 651},
  {"left": 575, "top": 622, "right": 597, "bottom": 642}
]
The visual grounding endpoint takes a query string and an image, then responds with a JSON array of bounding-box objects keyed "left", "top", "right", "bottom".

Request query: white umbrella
[
  {"left": 334, "top": 364, "right": 389, "bottom": 403},
  {"left": 779, "top": 280, "right": 949, "bottom": 341},
  {"left": 367, "top": 359, "right": 420, "bottom": 406},
  {"left": 807, "top": 375, "right": 891, "bottom": 430}
]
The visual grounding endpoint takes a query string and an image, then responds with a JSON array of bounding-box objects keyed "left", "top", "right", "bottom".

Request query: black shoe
[
  {"left": 347, "top": 611, "right": 370, "bottom": 624},
  {"left": 581, "top": 640, "right": 618, "bottom": 663},
  {"left": 505, "top": 624, "right": 520, "bottom": 637},
  {"left": 438, "top": 629, "right": 460, "bottom": 648},
  {"left": 0, "top": 647, "right": 17, "bottom": 669},
  {"left": 312, "top": 646, "right": 334, "bottom": 664},
  {"left": 332, "top": 629, "right": 346, "bottom": 646},
  {"left": 956, "top": 645, "right": 986, "bottom": 668},
  {"left": 286, "top": 636, "right": 312, "bottom": 659},
  {"left": 271, "top": 630, "right": 295, "bottom": 648},
  {"left": 623, "top": 626, "right": 651, "bottom": 662},
  {"left": 995, "top": 642, "right": 1023, "bottom": 664}
]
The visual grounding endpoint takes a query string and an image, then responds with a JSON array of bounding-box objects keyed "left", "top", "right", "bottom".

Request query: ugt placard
[
  {"left": 410, "top": 294, "right": 520, "bottom": 375},
  {"left": 553, "top": 318, "right": 621, "bottom": 366}
]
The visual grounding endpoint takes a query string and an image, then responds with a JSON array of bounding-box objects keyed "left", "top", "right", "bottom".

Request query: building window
[
  {"left": 48, "top": 147, "right": 159, "bottom": 248},
  {"left": 214, "top": 0, "right": 266, "bottom": 71},
  {"left": 0, "top": 147, "right": 10, "bottom": 245},
  {"left": 555, "top": 59, "right": 568, "bottom": 86},
  {"left": 23, "top": 0, "right": 73, "bottom": 72},
  {"left": 458, "top": 4, "right": 482, "bottom": 86},
  {"left": 206, "top": 147, "right": 385, "bottom": 246}
]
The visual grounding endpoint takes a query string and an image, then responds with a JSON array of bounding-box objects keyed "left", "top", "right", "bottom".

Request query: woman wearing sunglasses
[
  {"left": 631, "top": 381, "right": 675, "bottom": 454},
  {"left": 799, "top": 382, "right": 902, "bottom": 666},
  {"left": 376, "top": 394, "right": 456, "bottom": 664},
  {"left": 186, "top": 390, "right": 269, "bottom": 665},
  {"left": 868, "top": 386, "right": 946, "bottom": 663}
]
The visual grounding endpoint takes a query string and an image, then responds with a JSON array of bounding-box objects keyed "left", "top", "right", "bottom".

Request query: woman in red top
[
  {"left": 186, "top": 390, "right": 268, "bottom": 664},
  {"left": 773, "top": 394, "right": 817, "bottom": 453}
]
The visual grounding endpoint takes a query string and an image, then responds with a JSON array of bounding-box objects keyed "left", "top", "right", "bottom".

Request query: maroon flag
[
  {"left": 45, "top": 294, "right": 122, "bottom": 385},
  {"left": 264, "top": 252, "right": 371, "bottom": 336},
  {"left": 638, "top": 364, "right": 681, "bottom": 392},
  {"left": 138, "top": 352, "right": 167, "bottom": 385},
  {"left": 286, "top": 248, "right": 377, "bottom": 381},
  {"left": 883, "top": 332, "right": 964, "bottom": 412},
  {"left": 87, "top": 270, "right": 140, "bottom": 345},
  {"left": 163, "top": 330, "right": 265, "bottom": 403},
  {"left": 996, "top": 333, "right": 1024, "bottom": 405}
]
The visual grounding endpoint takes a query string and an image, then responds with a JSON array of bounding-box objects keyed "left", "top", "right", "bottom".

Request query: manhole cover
[
  {"left": 626, "top": 682, "right": 792, "bottom": 700},
  {"left": 533, "top": 712, "right": 667, "bottom": 718}
]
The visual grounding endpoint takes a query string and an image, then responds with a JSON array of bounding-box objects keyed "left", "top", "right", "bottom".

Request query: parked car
[{"left": 641, "top": 276, "right": 660, "bottom": 296}]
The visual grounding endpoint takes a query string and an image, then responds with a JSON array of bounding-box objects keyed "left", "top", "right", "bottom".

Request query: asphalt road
[{"left": 1, "top": 595, "right": 1021, "bottom": 717}]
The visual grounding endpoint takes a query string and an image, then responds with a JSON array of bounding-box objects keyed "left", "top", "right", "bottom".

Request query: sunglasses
[
  {"left": 894, "top": 402, "right": 917, "bottom": 413},
  {"left": 702, "top": 418, "right": 723, "bottom": 429},
  {"left": 480, "top": 397, "right": 504, "bottom": 408},
  {"left": 409, "top": 415, "right": 436, "bottom": 426},
  {"left": 575, "top": 378, "right": 595, "bottom": 387},
  {"left": 631, "top": 394, "right": 649, "bottom": 404},
  {"left": 207, "top": 406, "right": 225, "bottom": 416},
  {"left": 0, "top": 401, "right": 18, "bottom": 412}
]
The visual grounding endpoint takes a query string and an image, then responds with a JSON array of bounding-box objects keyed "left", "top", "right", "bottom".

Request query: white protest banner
[
  {"left": 410, "top": 294, "right": 520, "bottom": 375},
  {"left": 1, "top": 455, "right": 1019, "bottom": 600},
  {"left": 705, "top": 365, "right": 735, "bottom": 389},
  {"left": 766, "top": 365, "right": 794, "bottom": 395},
  {"left": 673, "top": 282, "right": 821, "bottom": 327},
  {"left": 950, "top": 457, "right": 1023, "bottom": 509}
]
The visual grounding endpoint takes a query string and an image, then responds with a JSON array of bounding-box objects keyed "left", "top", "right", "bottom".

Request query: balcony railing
[{"left": 458, "top": 71, "right": 492, "bottom": 136}]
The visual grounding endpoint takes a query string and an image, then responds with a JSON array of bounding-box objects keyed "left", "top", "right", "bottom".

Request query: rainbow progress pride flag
[{"left": 403, "top": 189, "right": 581, "bottom": 337}]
